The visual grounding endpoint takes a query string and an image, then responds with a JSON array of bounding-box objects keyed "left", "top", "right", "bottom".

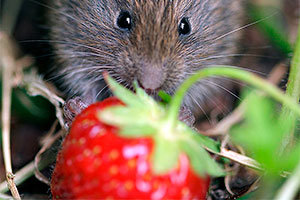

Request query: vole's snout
[{"left": 138, "top": 63, "right": 165, "bottom": 93}]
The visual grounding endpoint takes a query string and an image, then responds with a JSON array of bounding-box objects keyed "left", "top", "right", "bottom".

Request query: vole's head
[{"left": 50, "top": 0, "right": 243, "bottom": 113}]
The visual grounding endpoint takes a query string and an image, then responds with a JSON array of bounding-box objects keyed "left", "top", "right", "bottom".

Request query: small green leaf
[
  {"left": 192, "top": 131, "right": 220, "bottom": 153},
  {"left": 180, "top": 139, "right": 225, "bottom": 177},
  {"left": 178, "top": 124, "right": 220, "bottom": 153},
  {"left": 106, "top": 75, "right": 145, "bottom": 107},
  {"left": 99, "top": 106, "right": 159, "bottom": 138},
  {"left": 99, "top": 106, "right": 155, "bottom": 126},
  {"left": 158, "top": 91, "right": 172, "bottom": 103},
  {"left": 134, "top": 80, "right": 148, "bottom": 98},
  {"left": 152, "top": 137, "right": 180, "bottom": 174}
]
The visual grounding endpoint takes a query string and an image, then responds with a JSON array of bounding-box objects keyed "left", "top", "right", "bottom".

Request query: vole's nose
[{"left": 138, "top": 64, "right": 165, "bottom": 93}]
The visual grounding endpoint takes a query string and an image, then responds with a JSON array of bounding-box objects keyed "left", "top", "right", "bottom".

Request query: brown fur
[{"left": 49, "top": 0, "right": 244, "bottom": 115}]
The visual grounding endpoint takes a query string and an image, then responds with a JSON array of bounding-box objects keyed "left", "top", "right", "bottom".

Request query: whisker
[
  {"left": 20, "top": 39, "right": 115, "bottom": 57},
  {"left": 53, "top": 52, "right": 115, "bottom": 60},
  {"left": 199, "top": 85, "right": 230, "bottom": 117},
  {"left": 201, "top": 79, "right": 241, "bottom": 101},
  {"left": 188, "top": 93, "right": 212, "bottom": 125},
  {"left": 28, "top": 0, "right": 90, "bottom": 29},
  {"left": 95, "top": 77, "right": 126, "bottom": 99},
  {"left": 213, "top": 12, "right": 278, "bottom": 42},
  {"left": 190, "top": 53, "right": 280, "bottom": 64},
  {"left": 95, "top": 85, "right": 109, "bottom": 100},
  {"left": 46, "top": 65, "right": 116, "bottom": 81}
]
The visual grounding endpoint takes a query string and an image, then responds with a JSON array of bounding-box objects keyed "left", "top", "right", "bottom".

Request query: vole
[{"left": 48, "top": 0, "right": 244, "bottom": 125}]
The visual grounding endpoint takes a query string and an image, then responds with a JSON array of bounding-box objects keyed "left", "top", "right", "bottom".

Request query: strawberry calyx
[{"left": 99, "top": 74, "right": 224, "bottom": 177}]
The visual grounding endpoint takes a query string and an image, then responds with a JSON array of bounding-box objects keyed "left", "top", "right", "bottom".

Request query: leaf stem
[
  {"left": 168, "top": 66, "right": 300, "bottom": 128},
  {"left": 279, "top": 20, "right": 300, "bottom": 146},
  {"left": 285, "top": 21, "right": 300, "bottom": 100}
]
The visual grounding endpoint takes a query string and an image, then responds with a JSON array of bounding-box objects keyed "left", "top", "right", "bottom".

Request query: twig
[
  {"left": 0, "top": 193, "right": 13, "bottom": 200},
  {"left": 0, "top": 125, "right": 65, "bottom": 193},
  {"left": 224, "top": 173, "right": 235, "bottom": 195},
  {"left": 22, "top": 71, "right": 66, "bottom": 129},
  {"left": 0, "top": 33, "right": 21, "bottom": 199},
  {"left": 35, "top": 122, "right": 65, "bottom": 185},
  {"left": 218, "top": 148, "right": 263, "bottom": 171},
  {"left": 221, "top": 135, "right": 230, "bottom": 149},
  {"left": 202, "top": 62, "right": 287, "bottom": 136},
  {"left": 205, "top": 147, "right": 290, "bottom": 178},
  {"left": 0, "top": 161, "right": 34, "bottom": 193}
]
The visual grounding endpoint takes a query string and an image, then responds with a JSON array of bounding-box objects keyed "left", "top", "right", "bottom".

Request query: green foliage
[
  {"left": 0, "top": 81, "right": 55, "bottom": 125},
  {"left": 248, "top": 4, "right": 293, "bottom": 56},
  {"left": 231, "top": 92, "right": 300, "bottom": 175},
  {"left": 12, "top": 88, "right": 56, "bottom": 125}
]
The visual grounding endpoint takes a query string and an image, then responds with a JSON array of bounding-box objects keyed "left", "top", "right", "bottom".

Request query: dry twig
[
  {"left": 21, "top": 71, "right": 66, "bottom": 129},
  {"left": 35, "top": 121, "right": 65, "bottom": 185},
  {"left": 0, "top": 32, "right": 21, "bottom": 200}
]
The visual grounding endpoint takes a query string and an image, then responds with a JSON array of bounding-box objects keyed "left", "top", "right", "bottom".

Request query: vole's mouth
[
  {"left": 133, "top": 85, "right": 165, "bottom": 102},
  {"left": 136, "top": 80, "right": 161, "bottom": 96}
]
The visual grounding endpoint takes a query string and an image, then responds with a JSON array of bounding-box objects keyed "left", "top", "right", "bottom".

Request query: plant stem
[
  {"left": 168, "top": 66, "right": 300, "bottom": 128},
  {"left": 274, "top": 19, "right": 300, "bottom": 200},
  {"left": 0, "top": 161, "right": 35, "bottom": 193},
  {"left": 0, "top": 33, "right": 21, "bottom": 199},
  {"left": 285, "top": 21, "right": 300, "bottom": 100},
  {"left": 279, "top": 20, "right": 300, "bottom": 147},
  {"left": 275, "top": 161, "right": 300, "bottom": 200}
]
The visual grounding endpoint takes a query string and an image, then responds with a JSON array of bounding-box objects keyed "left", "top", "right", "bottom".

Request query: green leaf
[
  {"left": 106, "top": 75, "right": 145, "bottom": 108},
  {"left": 237, "top": 191, "right": 255, "bottom": 200},
  {"left": 100, "top": 106, "right": 149, "bottom": 125},
  {"left": 119, "top": 124, "right": 156, "bottom": 137},
  {"left": 180, "top": 138, "right": 224, "bottom": 177},
  {"left": 278, "top": 143, "right": 300, "bottom": 172},
  {"left": 99, "top": 105, "right": 160, "bottom": 138},
  {"left": 134, "top": 80, "right": 147, "bottom": 98},
  {"left": 231, "top": 91, "right": 296, "bottom": 175},
  {"left": 158, "top": 91, "right": 172, "bottom": 103},
  {"left": 192, "top": 131, "right": 220, "bottom": 153},
  {"left": 248, "top": 4, "right": 292, "bottom": 56},
  {"left": 177, "top": 123, "right": 220, "bottom": 153},
  {"left": 152, "top": 137, "right": 180, "bottom": 174}
]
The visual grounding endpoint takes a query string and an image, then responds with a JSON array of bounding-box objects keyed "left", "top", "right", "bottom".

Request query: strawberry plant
[{"left": 50, "top": 76, "right": 224, "bottom": 199}]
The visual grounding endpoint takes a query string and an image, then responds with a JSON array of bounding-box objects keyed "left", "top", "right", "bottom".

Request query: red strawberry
[
  {"left": 51, "top": 97, "right": 210, "bottom": 199},
  {"left": 51, "top": 75, "right": 224, "bottom": 199}
]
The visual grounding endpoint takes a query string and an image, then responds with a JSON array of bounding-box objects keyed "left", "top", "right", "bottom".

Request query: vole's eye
[
  {"left": 178, "top": 17, "right": 191, "bottom": 35},
  {"left": 117, "top": 11, "right": 132, "bottom": 30}
]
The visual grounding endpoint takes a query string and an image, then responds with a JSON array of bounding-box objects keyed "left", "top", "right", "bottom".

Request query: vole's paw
[
  {"left": 179, "top": 106, "right": 195, "bottom": 128},
  {"left": 63, "top": 97, "right": 88, "bottom": 129}
]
